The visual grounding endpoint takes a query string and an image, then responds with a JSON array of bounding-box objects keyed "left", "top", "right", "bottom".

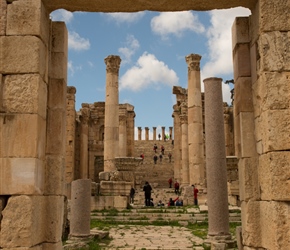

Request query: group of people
[
  {"left": 138, "top": 181, "right": 199, "bottom": 207},
  {"left": 153, "top": 143, "right": 172, "bottom": 164}
]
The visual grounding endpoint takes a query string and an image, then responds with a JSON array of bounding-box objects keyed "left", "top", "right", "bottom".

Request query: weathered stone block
[
  {"left": 51, "top": 21, "right": 68, "bottom": 53},
  {"left": 44, "top": 155, "right": 65, "bottom": 195},
  {"left": 250, "top": 42, "right": 258, "bottom": 84},
  {"left": 6, "top": 0, "right": 49, "bottom": 44},
  {"left": 48, "top": 79, "right": 66, "bottom": 109},
  {"left": 49, "top": 52, "right": 68, "bottom": 80},
  {"left": 0, "top": 158, "right": 44, "bottom": 195},
  {"left": 259, "top": 201, "right": 290, "bottom": 250},
  {"left": 241, "top": 201, "right": 261, "bottom": 247},
  {"left": 233, "top": 43, "right": 251, "bottom": 82},
  {"left": 234, "top": 113, "right": 241, "bottom": 158},
  {"left": 259, "top": 109, "right": 290, "bottom": 152},
  {"left": 259, "top": 152, "right": 290, "bottom": 201},
  {"left": 0, "top": 114, "right": 46, "bottom": 158},
  {"left": 259, "top": 0, "right": 290, "bottom": 31},
  {"left": 114, "top": 195, "right": 128, "bottom": 209},
  {"left": 232, "top": 17, "right": 249, "bottom": 49},
  {"left": 253, "top": 72, "right": 290, "bottom": 119},
  {"left": 3, "top": 74, "right": 47, "bottom": 118},
  {"left": 46, "top": 109, "right": 66, "bottom": 155},
  {"left": 0, "top": 0, "right": 7, "bottom": 35},
  {"left": 0, "top": 196, "right": 45, "bottom": 247},
  {"left": 238, "top": 157, "right": 260, "bottom": 202},
  {"left": 239, "top": 112, "right": 256, "bottom": 158},
  {"left": 99, "top": 171, "right": 110, "bottom": 181},
  {"left": 100, "top": 181, "right": 131, "bottom": 196},
  {"left": 234, "top": 77, "right": 253, "bottom": 115},
  {"left": 44, "top": 196, "right": 64, "bottom": 242},
  {"left": 42, "top": 242, "right": 63, "bottom": 250},
  {"left": 0, "top": 36, "right": 47, "bottom": 78},
  {"left": 259, "top": 31, "right": 290, "bottom": 72},
  {"left": 91, "top": 196, "right": 114, "bottom": 211}
]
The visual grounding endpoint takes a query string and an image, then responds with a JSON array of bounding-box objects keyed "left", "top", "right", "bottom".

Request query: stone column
[
  {"left": 80, "top": 103, "right": 90, "bottom": 179},
  {"left": 185, "top": 54, "right": 204, "bottom": 186},
  {"left": 169, "top": 126, "right": 173, "bottom": 140},
  {"left": 70, "top": 179, "right": 91, "bottom": 237},
  {"left": 145, "top": 127, "right": 149, "bottom": 141},
  {"left": 66, "top": 86, "right": 76, "bottom": 196},
  {"left": 153, "top": 127, "right": 157, "bottom": 141},
  {"left": 127, "top": 106, "right": 135, "bottom": 157},
  {"left": 204, "top": 77, "right": 230, "bottom": 239},
  {"left": 161, "top": 126, "right": 166, "bottom": 141},
  {"left": 119, "top": 113, "right": 127, "bottom": 157},
  {"left": 104, "top": 55, "right": 121, "bottom": 172},
  {"left": 138, "top": 127, "right": 142, "bottom": 141},
  {"left": 180, "top": 103, "right": 189, "bottom": 186},
  {"left": 172, "top": 105, "right": 182, "bottom": 181}
]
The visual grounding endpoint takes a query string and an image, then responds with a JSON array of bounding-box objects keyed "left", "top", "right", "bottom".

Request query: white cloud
[
  {"left": 50, "top": 9, "right": 74, "bottom": 23},
  {"left": 105, "top": 12, "right": 145, "bottom": 23},
  {"left": 68, "top": 60, "right": 82, "bottom": 76},
  {"left": 120, "top": 52, "right": 179, "bottom": 91},
  {"left": 151, "top": 11, "right": 205, "bottom": 38},
  {"left": 68, "top": 31, "right": 90, "bottom": 51},
  {"left": 118, "top": 35, "right": 140, "bottom": 64},
  {"left": 201, "top": 7, "right": 251, "bottom": 104},
  {"left": 202, "top": 7, "right": 251, "bottom": 79}
]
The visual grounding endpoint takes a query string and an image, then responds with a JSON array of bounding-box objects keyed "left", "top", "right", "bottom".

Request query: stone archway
[{"left": 1, "top": 0, "right": 289, "bottom": 249}]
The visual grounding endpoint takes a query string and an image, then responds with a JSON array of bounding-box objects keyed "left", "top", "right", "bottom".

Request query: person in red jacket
[
  {"left": 192, "top": 185, "right": 199, "bottom": 206},
  {"left": 168, "top": 177, "right": 173, "bottom": 188},
  {"left": 174, "top": 181, "right": 180, "bottom": 194}
]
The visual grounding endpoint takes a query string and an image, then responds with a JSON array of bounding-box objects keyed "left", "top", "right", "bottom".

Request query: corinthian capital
[
  {"left": 186, "top": 54, "right": 201, "bottom": 72},
  {"left": 104, "top": 55, "right": 121, "bottom": 74}
]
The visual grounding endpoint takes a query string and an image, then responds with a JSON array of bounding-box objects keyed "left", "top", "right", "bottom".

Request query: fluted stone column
[
  {"left": 162, "top": 126, "right": 166, "bottom": 141},
  {"left": 70, "top": 179, "right": 91, "bottom": 237},
  {"left": 145, "top": 127, "right": 149, "bottom": 141},
  {"left": 80, "top": 103, "right": 90, "bottom": 179},
  {"left": 172, "top": 105, "right": 182, "bottom": 181},
  {"left": 153, "top": 127, "right": 157, "bottom": 141},
  {"left": 169, "top": 126, "right": 173, "bottom": 140},
  {"left": 204, "top": 77, "right": 230, "bottom": 239},
  {"left": 138, "top": 127, "right": 142, "bottom": 141},
  {"left": 104, "top": 55, "right": 121, "bottom": 172},
  {"left": 186, "top": 54, "right": 204, "bottom": 186},
  {"left": 180, "top": 103, "right": 189, "bottom": 186}
]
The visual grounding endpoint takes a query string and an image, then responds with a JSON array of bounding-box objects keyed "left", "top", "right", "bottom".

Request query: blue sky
[{"left": 50, "top": 8, "right": 251, "bottom": 139}]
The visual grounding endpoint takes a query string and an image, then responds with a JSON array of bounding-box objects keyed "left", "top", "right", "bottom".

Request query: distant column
[
  {"left": 204, "top": 77, "right": 230, "bottom": 239},
  {"left": 162, "top": 126, "right": 166, "bottom": 141},
  {"left": 104, "top": 55, "right": 121, "bottom": 172},
  {"left": 153, "top": 127, "right": 157, "bottom": 141},
  {"left": 80, "top": 103, "right": 90, "bottom": 179},
  {"left": 180, "top": 103, "right": 189, "bottom": 186},
  {"left": 127, "top": 107, "right": 135, "bottom": 157},
  {"left": 145, "top": 127, "right": 149, "bottom": 141},
  {"left": 172, "top": 105, "right": 181, "bottom": 181},
  {"left": 169, "top": 127, "right": 173, "bottom": 140},
  {"left": 119, "top": 112, "right": 127, "bottom": 157},
  {"left": 138, "top": 127, "right": 142, "bottom": 140},
  {"left": 186, "top": 53, "right": 204, "bottom": 186}
]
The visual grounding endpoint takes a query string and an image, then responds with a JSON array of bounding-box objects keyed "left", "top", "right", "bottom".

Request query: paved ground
[{"left": 98, "top": 225, "right": 205, "bottom": 250}]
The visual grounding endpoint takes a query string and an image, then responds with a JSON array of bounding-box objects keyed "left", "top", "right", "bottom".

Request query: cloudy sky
[{"left": 50, "top": 8, "right": 251, "bottom": 139}]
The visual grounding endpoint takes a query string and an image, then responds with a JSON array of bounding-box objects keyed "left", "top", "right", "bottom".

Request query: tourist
[
  {"left": 159, "top": 153, "right": 163, "bottom": 163},
  {"left": 168, "top": 152, "right": 172, "bottom": 163},
  {"left": 175, "top": 198, "right": 183, "bottom": 206},
  {"left": 192, "top": 185, "right": 199, "bottom": 206},
  {"left": 153, "top": 143, "right": 158, "bottom": 153},
  {"left": 130, "top": 187, "right": 135, "bottom": 204},
  {"left": 158, "top": 133, "right": 161, "bottom": 140},
  {"left": 168, "top": 177, "right": 173, "bottom": 188},
  {"left": 157, "top": 200, "right": 165, "bottom": 206},
  {"left": 168, "top": 197, "right": 179, "bottom": 206},
  {"left": 140, "top": 153, "right": 144, "bottom": 163},
  {"left": 174, "top": 180, "right": 180, "bottom": 195},
  {"left": 143, "top": 181, "right": 152, "bottom": 206},
  {"left": 153, "top": 155, "right": 158, "bottom": 164},
  {"left": 161, "top": 145, "right": 165, "bottom": 155}
]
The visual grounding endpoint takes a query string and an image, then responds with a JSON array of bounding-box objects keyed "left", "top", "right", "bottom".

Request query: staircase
[{"left": 134, "top": 140, "right": 174, "bottom": 188}]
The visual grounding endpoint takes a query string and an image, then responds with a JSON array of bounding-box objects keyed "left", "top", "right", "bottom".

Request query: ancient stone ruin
[{"left": 0, "top": 0, "right": 289, "bottom": 249}]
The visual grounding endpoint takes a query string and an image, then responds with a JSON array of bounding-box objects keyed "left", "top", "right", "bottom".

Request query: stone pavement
[{"left": 100, "top": 225, "right": 204, "bottom": 250}]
